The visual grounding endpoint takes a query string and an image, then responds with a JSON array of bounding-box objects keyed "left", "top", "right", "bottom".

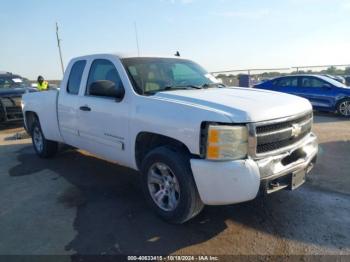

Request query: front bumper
[
  {"left": 190, "top": 133, "right": 318, "bottom": 205},
  {"left": 257, "top": 133, "right": 318, "bottom": 194}
]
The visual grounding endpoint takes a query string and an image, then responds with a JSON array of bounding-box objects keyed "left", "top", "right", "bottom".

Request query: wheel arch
[
  {"left": 24, "top": 111, "right": 39, "bottom": 134},
  {"left": 336, "top": 96, "right": 350, "bottom": 105},
  {"left": 134, "top": 132, "right": 196, "bottom": 171},
  {"left": 336, "top": 96, "right": 350, "bottom": 108}
]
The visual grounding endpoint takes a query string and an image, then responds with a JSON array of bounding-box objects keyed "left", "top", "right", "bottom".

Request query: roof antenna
[
  {"left": 134, "top": 22, "right": 140, "bottom": 56},
  {"left": 174, "top": 51, "right": 181, "bottom": 57}
]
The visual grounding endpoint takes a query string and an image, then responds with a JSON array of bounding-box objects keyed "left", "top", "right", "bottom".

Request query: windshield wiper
[
  {"left": 145, "top": 84, "right": 223, "bottom": 95},
  {"left": 143, "top": 85, "right": 203, "bottom": 95},
  {"left": 201, "top": 83, "right": 226, "bottom": 88},
  {"left": 163, "top": 85, "right": 203, "bottom": 91}
]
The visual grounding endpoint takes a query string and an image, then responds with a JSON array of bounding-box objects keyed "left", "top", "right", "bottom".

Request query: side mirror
[{"left": 89, "top": 80, "right": 125, "bottom": 101}]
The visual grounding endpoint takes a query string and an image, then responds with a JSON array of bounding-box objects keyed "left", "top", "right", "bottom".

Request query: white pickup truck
[{"left": 22, "top": 54, "right": 318, "bottom": 223}]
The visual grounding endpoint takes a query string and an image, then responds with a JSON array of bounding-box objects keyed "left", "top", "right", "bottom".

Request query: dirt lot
[{"left": 0, "top": 113, "right": 349, "bottom": 256}]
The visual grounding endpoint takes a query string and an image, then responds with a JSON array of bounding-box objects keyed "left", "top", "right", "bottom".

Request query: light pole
[{"left": 56, "top": 22, "right": 65, "bottom": 76}]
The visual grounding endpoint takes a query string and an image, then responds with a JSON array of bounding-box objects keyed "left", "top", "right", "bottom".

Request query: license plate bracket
[{"left": 290, "top": 169, "right": 306, "bottom": 190}]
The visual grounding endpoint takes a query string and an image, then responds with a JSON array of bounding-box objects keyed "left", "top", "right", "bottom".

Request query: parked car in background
[
  {"left": 0, "top": 72, "right": 37, "bottom": 124},
  {"left": 344, "top": 75, "right": 350, "bottom": 86},
  {"left": 322, "top": 74, "right": 346, "bottom": 84},
  {"left": 254, "top": 74, "right": 350, "bottom": 117}
]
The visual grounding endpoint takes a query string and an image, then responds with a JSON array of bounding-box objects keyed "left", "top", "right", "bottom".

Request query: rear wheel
[
  {"left": 31, "top": 119, "right": 58, "bottom": 158},
  {"left": 141, "top": 146, "right": 204, "bottom": 224},
  {"left": 337, "top": 99, "right": 350, "bottom": 117}
]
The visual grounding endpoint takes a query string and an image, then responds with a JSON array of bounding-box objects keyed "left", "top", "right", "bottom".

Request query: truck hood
[{"left": 154, "top": 87, "right": 312, "bottom": 123}]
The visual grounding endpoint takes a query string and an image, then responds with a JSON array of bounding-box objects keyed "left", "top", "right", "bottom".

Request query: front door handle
[{"left": 79, "top": 106, "right": 91, "bottom": 112}]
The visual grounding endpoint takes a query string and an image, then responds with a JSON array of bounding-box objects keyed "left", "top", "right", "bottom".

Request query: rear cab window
[{"left": 67, "top": 60, "right": 86, "bottom": 95}]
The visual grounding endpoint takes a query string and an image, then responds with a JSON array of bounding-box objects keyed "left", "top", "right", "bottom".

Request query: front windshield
[
  {"left": 0, "top": 75, "right": 30, "bottom": 89},
  {"left": 122, "top": 57, "right": 220, "bottom": 95}
]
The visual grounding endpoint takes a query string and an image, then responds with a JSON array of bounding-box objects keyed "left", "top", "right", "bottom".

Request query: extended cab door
[
  {"left": 57, "top": 59, "right": 87, "bottom": 147},
  {"left": 76, "top": 58, "right": 130, "bottom": 166}
]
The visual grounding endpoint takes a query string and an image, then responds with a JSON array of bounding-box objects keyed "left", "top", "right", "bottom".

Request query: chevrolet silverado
[{"left": 22, "top": 54, "right": 318, "bottom": 223}]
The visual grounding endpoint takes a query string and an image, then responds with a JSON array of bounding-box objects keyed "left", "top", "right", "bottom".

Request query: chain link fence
[{"left": 212, "top": 64, "right": 350, "bottom": 87}]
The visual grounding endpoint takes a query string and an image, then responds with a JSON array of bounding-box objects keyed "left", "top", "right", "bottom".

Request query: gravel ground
[{"left": 0, "top": 113, "right": 349, "bottom": 256}]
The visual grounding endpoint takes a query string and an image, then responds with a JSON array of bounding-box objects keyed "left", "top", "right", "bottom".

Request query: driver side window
[{"left": 86, "top": 59, "right": 123, "bottom": 95}]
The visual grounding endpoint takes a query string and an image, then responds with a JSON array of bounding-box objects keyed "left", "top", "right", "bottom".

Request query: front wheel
[
  {"left": 141, "top": 146, "right": 204, "bottom": 224},
  {"left": 31, "top": 119, "right": 58, "bottom": 158},
  {"left": 337, "top": 99, "right": 350, "bottom": 117}
]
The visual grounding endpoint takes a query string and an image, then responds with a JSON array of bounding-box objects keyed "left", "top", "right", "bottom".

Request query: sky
[{"left": 1, "top": 0, "right": 350, "bottom": 80}]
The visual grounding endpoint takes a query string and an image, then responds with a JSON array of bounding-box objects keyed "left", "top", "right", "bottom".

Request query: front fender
[{"left": 129, "top": 96, "right": 232, "bottom": 169}]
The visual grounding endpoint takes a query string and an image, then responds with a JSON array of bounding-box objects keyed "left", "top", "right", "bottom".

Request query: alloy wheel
[
  {"left": 339, "top": 101, "right": 350, "bottom": 116},
  {"left": 147, "top": 162, "right": 181, "bottom": 212},
  {"left": 33, "top": 126, "right": 44, "bottom": 153}
]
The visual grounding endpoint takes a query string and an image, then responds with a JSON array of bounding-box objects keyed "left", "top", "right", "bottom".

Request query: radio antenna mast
[
  {"left": 134, "top": 22, "right": 140, "bottom": 56},
  {"left": 56, "top": 22, "right": 65, "bottom": 76}
]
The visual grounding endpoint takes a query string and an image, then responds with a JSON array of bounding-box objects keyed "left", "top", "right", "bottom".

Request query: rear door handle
[{"left": 79, "top": 106, "right": 91, "bottom": 112}]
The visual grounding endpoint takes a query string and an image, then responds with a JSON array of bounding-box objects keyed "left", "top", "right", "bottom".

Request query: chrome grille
[
  {"left": 256, "top": 113, "right": 312, "bottom": 134},
  {"left": 252, "top": 112, "right": 313, "bottom": 155}
]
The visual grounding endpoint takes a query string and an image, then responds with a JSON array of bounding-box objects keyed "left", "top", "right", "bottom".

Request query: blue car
[{"left": 254, "top": 74, "right": 350, "bottom": 117}]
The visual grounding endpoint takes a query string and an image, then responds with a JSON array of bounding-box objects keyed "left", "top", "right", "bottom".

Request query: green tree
[{"left": 325, "top": 66, "right": 337, "bottom": 74}]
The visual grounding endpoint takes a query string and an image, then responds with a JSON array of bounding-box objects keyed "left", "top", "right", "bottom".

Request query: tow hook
[{"left": 270, "top": 181, "right": 280, "bottom": 188}]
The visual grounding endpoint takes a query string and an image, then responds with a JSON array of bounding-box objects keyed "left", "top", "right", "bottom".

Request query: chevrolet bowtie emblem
[{"left": 291, "top": 123, "right": 302, "bottom": 137}]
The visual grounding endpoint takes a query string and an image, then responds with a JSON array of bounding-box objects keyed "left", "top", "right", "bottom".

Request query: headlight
[{"left": 205, "top": 125, "right": 248, "bottom": 160}]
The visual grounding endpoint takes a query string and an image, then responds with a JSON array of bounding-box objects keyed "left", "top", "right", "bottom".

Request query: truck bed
[{"left": 22, "top": 90, "right": 63, "bottom": 143}]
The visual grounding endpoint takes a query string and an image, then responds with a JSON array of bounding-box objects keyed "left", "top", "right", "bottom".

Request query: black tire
[
  {"left": 337, "top": 98, "right": 350, "bottom": 117},
  {"left": 31, "top": 118, "right": 58, "bottom": 158},
  {"left": 141, "top": 146, "right": 204, "bottom": 224}
]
